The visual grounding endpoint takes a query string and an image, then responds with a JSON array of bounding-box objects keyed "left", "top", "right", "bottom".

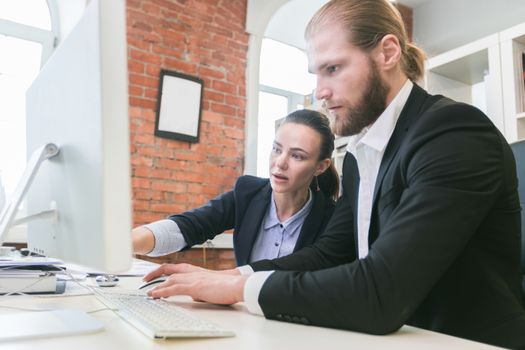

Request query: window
[
  {"left": 0, "top": 1, "right": 54, "bottom": 201},
  {"left": 0, "top": 1, "right": 55, "bottom": 243},
  {"left": 0, "top": 0, "right": 51, "bottom": 29},
  {"left": 257, "top": 39, "right": 316, "bottom": 176}
]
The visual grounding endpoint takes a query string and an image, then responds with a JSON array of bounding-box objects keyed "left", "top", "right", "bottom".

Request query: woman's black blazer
[{"left": 169, "top": 175, "right": 335, "bottom": 265}]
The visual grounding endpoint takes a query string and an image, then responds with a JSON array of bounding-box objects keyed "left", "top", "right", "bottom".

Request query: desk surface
[{"left": 0, "top": 276, "right": 502, "bottom": 350}]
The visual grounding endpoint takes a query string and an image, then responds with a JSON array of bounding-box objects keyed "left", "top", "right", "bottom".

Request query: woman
[{"left": 132, "top": 109, "right": 339, "bottom": 265}]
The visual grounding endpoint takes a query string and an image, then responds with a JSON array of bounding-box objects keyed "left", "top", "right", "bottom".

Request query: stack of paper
[{"left": 0, "top": 256, "right": 64, "bottom": 294}]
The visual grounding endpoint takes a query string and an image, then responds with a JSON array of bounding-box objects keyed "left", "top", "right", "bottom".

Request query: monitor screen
[{"left": 23, "top": 0, "right": 132, "bottom": 273}]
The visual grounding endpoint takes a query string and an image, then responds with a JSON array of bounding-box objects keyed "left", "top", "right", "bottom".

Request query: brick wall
[{"left": 126, "top": 0, "right": 248, "bottom": 269}]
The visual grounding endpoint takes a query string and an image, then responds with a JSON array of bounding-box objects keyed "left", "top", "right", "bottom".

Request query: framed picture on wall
[{"left": 154, "top": 69, "right": 204, "bottom": 143}]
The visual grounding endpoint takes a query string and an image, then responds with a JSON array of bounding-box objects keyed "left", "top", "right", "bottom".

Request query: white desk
[{"left": 0, "top": 276, "right": 502, "bottom": 350}]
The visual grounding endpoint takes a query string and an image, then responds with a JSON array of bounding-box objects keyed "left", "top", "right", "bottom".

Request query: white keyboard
[{"left": 93, "top": 288, "right": 234, "bottom": 339}]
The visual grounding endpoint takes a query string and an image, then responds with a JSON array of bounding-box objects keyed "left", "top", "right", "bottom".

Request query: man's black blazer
[
  {"left": 169, "top": 175, "right": 335, "bottom": 266},
  {"left": 251, "top": 85, "right": 525, "bottom": 349}
]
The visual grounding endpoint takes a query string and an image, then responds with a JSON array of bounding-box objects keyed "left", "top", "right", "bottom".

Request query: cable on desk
[{"left": 86, "top": 306, "right": 117, "bottom": 314}]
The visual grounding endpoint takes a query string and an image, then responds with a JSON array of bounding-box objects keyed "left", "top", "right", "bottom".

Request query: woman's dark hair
[{"left": 280, "top": 109, "right": 340, "bottom": 201}]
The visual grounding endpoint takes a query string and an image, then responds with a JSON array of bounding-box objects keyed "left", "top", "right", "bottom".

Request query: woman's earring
[{"left": 315, "top": 176, "right": 320, "bottom": 192}]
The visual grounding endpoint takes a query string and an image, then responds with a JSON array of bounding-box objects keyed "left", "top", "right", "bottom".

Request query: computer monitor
[{"left": 11, "top": 0, "right": 132, "bottom": 273}]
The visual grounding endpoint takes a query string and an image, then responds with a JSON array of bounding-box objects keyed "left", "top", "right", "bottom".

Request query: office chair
[{"left": 510, "top": 140, "right": 525, "bottom": 303}]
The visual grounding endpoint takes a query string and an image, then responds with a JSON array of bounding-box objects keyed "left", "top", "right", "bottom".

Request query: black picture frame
[{"left": 154, "top": 69, "right": 204, "bottom": 143}]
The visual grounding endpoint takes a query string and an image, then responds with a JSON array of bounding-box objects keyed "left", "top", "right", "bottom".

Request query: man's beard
[{"left": 332, "top": 60, "right": 388, "bottom": 136}]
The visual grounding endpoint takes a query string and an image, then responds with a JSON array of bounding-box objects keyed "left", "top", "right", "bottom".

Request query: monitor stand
[{"left": 0, "top": 143, "right": 59, "bottom": 244}]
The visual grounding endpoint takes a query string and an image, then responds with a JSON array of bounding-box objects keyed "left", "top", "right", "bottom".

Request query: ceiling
[
  {"left": 264, "top": 0, "right": 433, "bottom": 51},
  {"left": 396, "top": 0, "right": 431, "bottom": 7}
]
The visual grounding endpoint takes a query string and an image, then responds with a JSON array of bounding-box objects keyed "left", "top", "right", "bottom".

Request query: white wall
[
  {"left": 263, "top": 0, "right": 328, "bottom": 50},
  {"left": 55, "top": 0, "right": 86, "bottom": 45},
  {"left": 413, "top": 0, "right": 525, "bottom": 56}
]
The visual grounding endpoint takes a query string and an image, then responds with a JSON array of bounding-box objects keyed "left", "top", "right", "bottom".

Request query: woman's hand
[{"left": 143, "top": 263, "right": 240, "bottom": 282}]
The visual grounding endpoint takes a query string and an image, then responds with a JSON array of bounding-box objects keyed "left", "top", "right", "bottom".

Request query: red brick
[
  {"left": 205, "top": 145, "right": 222, "bottom": 155},
  {"left": 198, "top": 66, "right": 225, "bottom": 80},
  {"left": 129, "top": 60, "right": 145, "bottom": 74},
  {"left": 130, "top": 97, "right": 157, "bottom": 109},
  {"left": 137, "top": 146, "right": 173, "bottom": 158},
  {"left": 134, "top": 189, "right": 165, "bottom": 201},
  {"left": 223, "top": 147, "right": 241, "bottom": 158},
  {"left": 223, "top": 127, "right": 244, "bottom": 140},
  {"left": 142, "top": 3, "right": 161, "bottom": 15},
  {"left": 129, "top": 106, "right": 142, "bottom": 117},
  {"left": 129, "top": 85, "right": 143, "bottom": 97},
  {"left": 134, "top": 166, "right": 151, "bottom": 177},
  {"left": 236, "top": 107, "right": 246, "bottom": 118},
  {"left": 201, "top": 111, "right": 224, "bottom": 123},
  {"left": 225, "top": 95, "right": 244, "bottom": 107},
  {"left": 132, "top": 133, "right": 155, "bottom": 144},
  {"left": 146, "top": 65, "right": 161, "bottom": 78},
  {"left": 131, "top": 155, "right": 153, "bottom": 167},
  {"left": 211, "top": 80, "right": 236, "bottom": 95},
  {"left": 175, "top": 152, "right": 207, "bottom": 162},
  {"left": 129, "top": 73, "right": 158, "bottom": 88},
  {"left": 211, "top": 103, "right": 236, "bottom": 116},
  {"left": 155, "top": 158, "right": 187, "bottom": 170},
  {"left": 204, "top": 90, "right": 225, "bottom": 103},
  {"left": 151, "top": 181, "right": 187, "bottom": 193},
  {"left": 174, "top": 172, "right": 206, "bottom": 183},
  {"left": 132, "top": 177, "right": 151, "bottom": 189},
  {"left": 144, "top": 88, "right": 158, "bottom": 99},
  {"left": 130, "top": 49, "right": 162, "bottom": 65},
  {"left": 164, "top": 58, "right": 197, "bottom": 74},
  {"left": 150, "top": 203, "right": 179, "bottom": 213},
  {"left": 149, "top": 169, "right": 172, "bottom": 179},
  {"left": 127, "top": 37, "right": 151, "bottom": 51},
  {"left": 157, "top": 28, "right": 186, "bottom": 44},
  {"left": 134, "top": 200, "right": 150, "bottom": 211},
  {"left": 133, "top": 213, "right": 164, "bottom": 225},
  {"left": 224, "top": 116, "right": 244, "bottom": 128},
  {"left": 152, "top": 46, "right": 185, "bottom": 60}
]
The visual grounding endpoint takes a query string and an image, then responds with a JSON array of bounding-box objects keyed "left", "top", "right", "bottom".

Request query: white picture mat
[{"left": 158, "top": 75, "right": 201, "bottom": 137}]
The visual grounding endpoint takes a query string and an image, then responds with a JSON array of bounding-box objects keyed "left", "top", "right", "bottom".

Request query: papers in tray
[
  {"left": 0, "top": 256, "right": 65, "bottom": 268},
  {"left": 65, "top": 258, "right": 159, "bottom": 277}
]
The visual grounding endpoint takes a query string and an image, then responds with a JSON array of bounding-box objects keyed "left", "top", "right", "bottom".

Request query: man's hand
[
  {"left": 147, "top": 270, "right": 248, "bottom": 305},
  {"left": 143, "top": 263, "right": 240, "bottom": 282}
]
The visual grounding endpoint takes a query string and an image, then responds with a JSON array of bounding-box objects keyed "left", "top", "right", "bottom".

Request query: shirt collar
[
  {"left": 264, "top": 189, "right": 313, "bottom": 230},
  {"left": 346, "top": 79, "right": 413, "bottom": 154}
]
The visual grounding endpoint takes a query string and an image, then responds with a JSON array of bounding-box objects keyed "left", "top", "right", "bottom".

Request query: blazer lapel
[
  {"left": 294, "top": 191, "right": 326, "bottom": 250},
  {"left": 343, "top": 153, "right": 360, "bottom": 251},
  {"left": 372, "top": 84, "right": 429, "bottom": 203},
  {"left": 235, "top": 183, "right": 271, "bottom": 265}
]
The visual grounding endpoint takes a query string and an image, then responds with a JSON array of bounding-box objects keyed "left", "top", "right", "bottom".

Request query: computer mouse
[
  {"left": 95, "top": 274, "right": 120, "bottom": 287},
  {"left": 138, "top": 276, "right": 168, "bottom": 290}
]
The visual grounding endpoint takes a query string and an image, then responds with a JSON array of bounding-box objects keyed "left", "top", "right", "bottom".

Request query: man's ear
[{"left": 375, "top": 34, "right": 402, "bottom": 71}]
